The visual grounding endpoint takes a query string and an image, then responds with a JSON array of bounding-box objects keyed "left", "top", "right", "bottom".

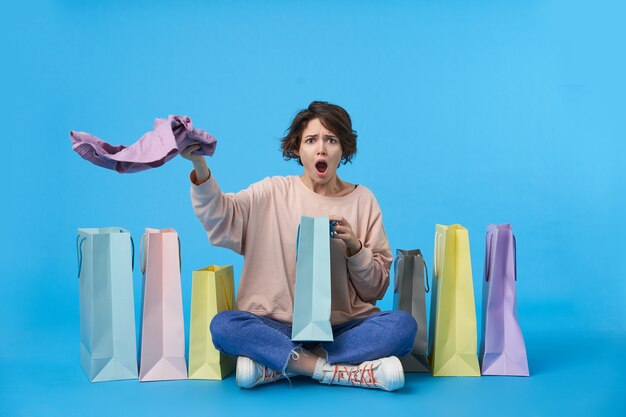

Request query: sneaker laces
[
  {"left": 256, "top": 349, "right": 304, "bottom": 384},
  {"left": 330, "top": 363, "right": 379, "bottom": 388},
  {"left": 260, "top": 366, "right": 283, "bottom": 384}
]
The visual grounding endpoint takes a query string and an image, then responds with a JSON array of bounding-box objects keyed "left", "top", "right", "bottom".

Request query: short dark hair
[{"left": 281, "top": 101, "right": 357, "bottom": 165}]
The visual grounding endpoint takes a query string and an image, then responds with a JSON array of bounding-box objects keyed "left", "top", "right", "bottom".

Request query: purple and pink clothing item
[{"left": 70, "top": 115, "right": 217, "bottom": 173}]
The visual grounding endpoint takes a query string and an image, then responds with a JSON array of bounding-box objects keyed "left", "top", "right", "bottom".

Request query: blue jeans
[{"left": 210, "top": 310, "right": 417, "bottom": 372}]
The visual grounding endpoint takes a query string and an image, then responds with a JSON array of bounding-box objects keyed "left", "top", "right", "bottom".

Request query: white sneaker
[
  {"left": 315, "top": 356, "right": 405, "bottom": 391},
  {"left": 236, "top": 356, "right": 290, "bottom": 389}
]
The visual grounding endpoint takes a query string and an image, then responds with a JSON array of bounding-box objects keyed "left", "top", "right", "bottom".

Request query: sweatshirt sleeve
[
  {"left": 345, "top": 198, "right": 393, "bottom": 302},
  {"left": 189, "top": 170, "right": 255, "bottom": 255}
]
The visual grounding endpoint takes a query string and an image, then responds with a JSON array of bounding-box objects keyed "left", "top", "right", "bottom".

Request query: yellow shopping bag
[
  {"left": 428, "top": 224, "right": 480, "bottom": 376},
  {"left": 188, "top": 265, "right": 236, "bottom": 380}
]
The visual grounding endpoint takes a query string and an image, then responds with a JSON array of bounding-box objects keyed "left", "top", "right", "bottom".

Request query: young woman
[{"left": 182, "top": 101, "right": 416, "bottom": 391}]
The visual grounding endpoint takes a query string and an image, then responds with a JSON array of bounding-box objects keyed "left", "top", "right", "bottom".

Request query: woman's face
[{"left": 296, "top": 118, "right": 343, "bottom": 185}]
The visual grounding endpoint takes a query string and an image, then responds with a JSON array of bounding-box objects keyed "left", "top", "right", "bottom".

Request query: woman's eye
[
  {"left": 328, "top": 138, "right": 337, "bottom": 144},
  {"left": 305, "top": 138, "right": 314, "bottom": 144}
]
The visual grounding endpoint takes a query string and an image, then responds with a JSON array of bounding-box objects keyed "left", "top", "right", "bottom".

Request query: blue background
[{"left": 1, "top": 0, "right": 625, "bottom": 416}]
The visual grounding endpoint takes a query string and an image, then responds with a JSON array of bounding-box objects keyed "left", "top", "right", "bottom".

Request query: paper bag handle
[
  {"left": 140, "top": 233, "right": 148, "bottom": 275},
  {"left": 130, "top": 235, "right": 135, "bottom": 272},
  {"left": 76, "top": 236, "right": 86, "bottom": 278},
  {"left": 177, "top": 236, "right": 182, "bottom": 272},
  {"left": 434, "top": 232, "right": 444, "bottom": 279},
  {"left": 421, "top": 253, "right": 430, "bottom": 293},
  {"left": 484, "top": 230, "right": 492, "bottom": 282},
  {"left": 222, "top": 271, "right": 234, "bottom": 311},
  {"left": 513, "top": 234, "right": 517, "bottom": 281},
  {"left": 393, "top": 255, "right": 403, "bottom": 293}
]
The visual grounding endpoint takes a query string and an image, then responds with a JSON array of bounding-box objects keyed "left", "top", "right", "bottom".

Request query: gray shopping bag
[
  {"left": 291, "top": 216, "right": 334, "bottom": 342},
  {"left": 393, "top": 249, "right": 430, "bottom": 372}
]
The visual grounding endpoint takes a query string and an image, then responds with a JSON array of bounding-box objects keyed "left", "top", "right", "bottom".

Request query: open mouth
[{"left": 315, "top": 161, "right": 328, "bottom": 174}]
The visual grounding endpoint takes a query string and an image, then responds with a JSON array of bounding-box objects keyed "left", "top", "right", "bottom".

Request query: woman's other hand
[
  {"left": 182, "top": 145, "right": 211, "bottom": 184},
  {"left": 181, "top": 144, "right": 203, "bottom": 161},
  {"left": 329, "top": 215, "right": 362, "bottom": 257}
]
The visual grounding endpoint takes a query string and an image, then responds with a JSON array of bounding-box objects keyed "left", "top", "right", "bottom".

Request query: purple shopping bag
[{"left": 480, "top": 224, "right": 529, "bottom": 376}]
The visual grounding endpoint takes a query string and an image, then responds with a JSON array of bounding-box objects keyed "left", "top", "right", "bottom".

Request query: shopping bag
[
  {"left": 138, "top": 228, "right": 187, "bottom": 381},
  {"left": 77, "top": 227, "right": 138, "bottom": 382},
  {"left": 393, "top": 249, "right": 430, "bottom": 372},
  {"left": 188, "top": 265, "right": 236, "bottom": 380},
  {"left": 428, "top": 224, "right": 480, "bottom": 376},
  {"left": 291, "top": 216, "right": 333, "bottom": 342},
  {"left": 480, "top": 224, "right": 529, "bottom": 376}
]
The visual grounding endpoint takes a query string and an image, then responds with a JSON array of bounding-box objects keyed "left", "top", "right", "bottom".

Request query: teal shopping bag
[
  {"left": 291, "top": 216, "right": 334, "bottom": 342},
  {"left": 77, "top": 227, "right": 138, "bottom": 382}
]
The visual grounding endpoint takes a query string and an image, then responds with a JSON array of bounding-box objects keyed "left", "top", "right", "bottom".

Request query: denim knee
[
  {"left": 209, "top": 310, "right": 242, "bottom": 351},
  {"left": 387, "top": 310, "right": 418, "bottom": 352}
]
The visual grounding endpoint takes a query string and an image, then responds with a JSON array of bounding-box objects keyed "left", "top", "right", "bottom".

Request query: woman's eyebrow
[{"left": 304, "top": 133, "right": 337, "bottom": 139}]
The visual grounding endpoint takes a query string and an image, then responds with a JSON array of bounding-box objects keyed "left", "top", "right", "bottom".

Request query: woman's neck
[{"left": 299, "top": 174, "right": 353, "bottom": 197}]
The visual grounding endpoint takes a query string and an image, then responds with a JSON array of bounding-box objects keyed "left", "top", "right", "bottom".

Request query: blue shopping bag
[
  {"left": 76, "top": 227, "right": 138, "bottom": 382},
  {"left": 291, "top": 216, "right": 334, "bottom": 342}
]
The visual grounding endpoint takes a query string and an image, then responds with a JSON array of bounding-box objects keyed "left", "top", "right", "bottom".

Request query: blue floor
[{"left": 2, "top": 327, "right": 624, "bottom": 417}]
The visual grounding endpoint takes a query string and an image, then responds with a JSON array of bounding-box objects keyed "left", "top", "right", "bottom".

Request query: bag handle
[
  {"left": 393, "top": 254, "right": 404, "bottom": 293},
  {"left": 223, "top": 284, "right": 233, "bottom": 310},
  {"left": 513, "top": 234, "right": 517, "bottom": 281},
  {"left": 177, "top": 236, "right": 182, "bottom": 272},
  {"left": 140, "top": 233, "right": 148, "bottom": 275},
  {"left": 433, "top": 232, "right": 443, "bottom": 279},
  {"left": 418, "top": 251, "right": 430, "bottom": 293},
  {"left": 130, "top": 235, "right": 135, "bottom": 272},
  {"left": 295, "top": 225, "right": 300, "bottom": 261},
  {"left": 484, "top": 230, "right": 492, "bottom": 282},
  {"left": 76, "top": 235, "right": 86, "bottom": 278},
  {"left": 222, "top": 269, "right": 234, "bottom": 310}
]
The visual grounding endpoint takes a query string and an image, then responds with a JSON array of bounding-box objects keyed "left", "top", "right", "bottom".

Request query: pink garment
[
  {"left": 70, "top": 115, "right": 217, "bottom": 173},
  {"left": 190, "top": 173, "right": 393, "bottom": 326}
]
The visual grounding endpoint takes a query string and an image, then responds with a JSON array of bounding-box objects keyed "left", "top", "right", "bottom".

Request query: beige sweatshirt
[{"left": 190, "top": 173, "right": 393, "bottom": 325}]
